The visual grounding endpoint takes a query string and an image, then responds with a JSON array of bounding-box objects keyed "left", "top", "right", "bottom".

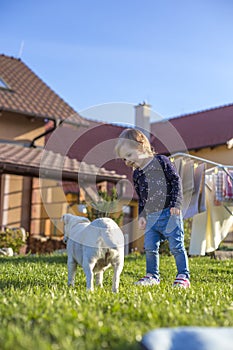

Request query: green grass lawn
[{"left": 0, "top": 253, "right": 232, "bottom": 350}]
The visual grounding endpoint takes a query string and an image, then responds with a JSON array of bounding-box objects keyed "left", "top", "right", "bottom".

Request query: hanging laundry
[
  {"left": 214, "top": 171, "right": 225, "bottom": 203},
  {"left": 198, "top": 164, "right": 206, "bottom": 213},
  {"left": 189, "top": 211, "right": 207, "bottom": 256},
  {"left": 180, "top": 160, "right": 194, "bottom": 218},
  {"left": 214, "top": 170, "right": 233, "bottom": 203},
  {"left": 205, "top": 175, "right": 233, "bottom": 252},
  {"left": 172, "top": 158, "right": 207, "bottom": 218},
  {"left": 189, "top": 174, "right": 233, "bottom": 256},
  {"left": 224, "top": 170, "right": 233, "bottom": 200},
  {"left": 173, "top": 158, "right": 183, "bottom": 178},
  {"left": 182, "top": 159, "right": 194, "bottom": 193},
  {"left": 184, "top": 162, "right": 206, "bottom": 219}
]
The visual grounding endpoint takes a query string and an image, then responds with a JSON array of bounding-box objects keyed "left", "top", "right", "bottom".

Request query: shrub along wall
[{"left": 26, "top": 235, "right": 66, "bottom": 254}]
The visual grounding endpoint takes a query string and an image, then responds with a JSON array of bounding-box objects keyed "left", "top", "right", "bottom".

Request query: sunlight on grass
[{"left": 0, "top": 254, "right": 232, "bottom": 349}]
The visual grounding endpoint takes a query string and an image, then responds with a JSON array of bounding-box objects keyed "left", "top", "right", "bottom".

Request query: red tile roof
[
  {"left": 0, "top": 55, "right": 126, "bottom": 190},
  {"left": 151, "top": 104, "right": 233, "bottom": 153},
  {"left": 0, "top": 142, "right": 126, "bottom": 183},
  {"left": 0, "top": 54, "right": 88, "bottom": 126}
]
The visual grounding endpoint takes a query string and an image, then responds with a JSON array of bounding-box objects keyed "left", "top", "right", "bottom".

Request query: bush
[
  {"left": 0, "top": 228, "right": 27, "bottom": 254},
  {"left": 86, "top": 188, "right": 123, "bottom": 226}
]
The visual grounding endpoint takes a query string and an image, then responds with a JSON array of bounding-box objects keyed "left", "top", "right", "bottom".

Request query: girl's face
[{"left": 118, "top": 143, "right": 148, "bottom": 168}]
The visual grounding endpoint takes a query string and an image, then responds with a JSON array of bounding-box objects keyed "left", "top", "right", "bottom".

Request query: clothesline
[
  {"left": 169, "top": 152, "right": 233, "bottom": 255},
  {"left": 170, "top": 151, "right": 233, "bottom": 216},
  {"left": 170, "top": 152, "right": 233, "bottom": 181}
]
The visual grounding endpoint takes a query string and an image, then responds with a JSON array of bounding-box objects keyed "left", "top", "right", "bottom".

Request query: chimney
[{"left": 134, "top": 102, "right": 151, "bottom": 140}]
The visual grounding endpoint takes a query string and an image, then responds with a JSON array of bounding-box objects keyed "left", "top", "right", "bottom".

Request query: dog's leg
[
  {"left": 83, "top": 257, "right": 95, "bottom": 291},
  {"left": 95, "top": 271, "right": 104, "bottom": 288},
  {"left": 112, "top": 260, "right": 124, "bottom": 293},
  {"left": 67, "top": 257, "right": 77, "bottom": 287}
]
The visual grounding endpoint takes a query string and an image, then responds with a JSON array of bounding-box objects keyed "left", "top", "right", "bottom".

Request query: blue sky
[{"left": 1, "top": 0, "right": 233, "bottom": 124}]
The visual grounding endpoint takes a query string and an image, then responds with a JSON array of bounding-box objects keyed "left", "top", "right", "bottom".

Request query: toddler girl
[{"left": 115, "top": 128, "right": 190, "bottom": 288}]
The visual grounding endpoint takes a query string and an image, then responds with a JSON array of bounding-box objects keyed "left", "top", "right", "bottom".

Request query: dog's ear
[{"left": 60, "top": 214, "right": 65, "bottom": 222}]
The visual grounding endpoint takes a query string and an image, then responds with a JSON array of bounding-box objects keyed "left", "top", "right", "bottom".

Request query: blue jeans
[{"left": 144, "top": 208, "right": 190, "bottom": 280}]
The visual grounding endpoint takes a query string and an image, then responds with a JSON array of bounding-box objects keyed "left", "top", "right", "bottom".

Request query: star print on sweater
[{"left": 133, "top": 155, "right": 183, "bottom": 217}]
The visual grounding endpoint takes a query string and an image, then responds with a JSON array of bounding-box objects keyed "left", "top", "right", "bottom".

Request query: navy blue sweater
[{"left": 133, "top": 155, "right": 183, "bottom": 217}]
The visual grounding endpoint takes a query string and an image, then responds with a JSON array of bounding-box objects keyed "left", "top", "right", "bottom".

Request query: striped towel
[{"left": 214, "top": 171, "right": 224, "bottom": 202}]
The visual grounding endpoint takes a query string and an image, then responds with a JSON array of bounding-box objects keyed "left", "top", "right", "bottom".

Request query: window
[{"left": 0, "top": 78, "right": 9, "bottom": 90}]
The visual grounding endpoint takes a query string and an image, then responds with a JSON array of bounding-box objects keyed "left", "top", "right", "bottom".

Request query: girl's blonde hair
[{"left": 115, "top": 128, "right": 155, "bottom": 156}]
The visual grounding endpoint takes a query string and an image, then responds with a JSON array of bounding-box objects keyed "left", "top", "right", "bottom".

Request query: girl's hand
[
  {"left": 138, "top": 216, "right": 147, "bottom": 230},
  {"left": 170, "top": 207, "right": 180, "bottom": 215}
]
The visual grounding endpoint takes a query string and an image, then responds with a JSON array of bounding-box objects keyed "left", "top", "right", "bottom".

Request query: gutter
[{"left": 0, "top": 161, "right": 126, "bottom": 184}]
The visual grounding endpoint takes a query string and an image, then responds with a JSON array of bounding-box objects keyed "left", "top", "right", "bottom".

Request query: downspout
[
  {"left": 29, "top": 118, "right": 89, "bottom": 148},
  {"left": 29, "top": 118, "right": 58, "bottom": 148}
]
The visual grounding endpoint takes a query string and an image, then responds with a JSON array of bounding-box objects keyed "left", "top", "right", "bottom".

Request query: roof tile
[
  {"left": 0, "top": 54, "right": 88, "bottom": 126},
  {"left": 0, "top": 143, "right": 126, "bottom": 183},
  {"left": 150, "top": 104, "right": 233, "bottom": 153}
]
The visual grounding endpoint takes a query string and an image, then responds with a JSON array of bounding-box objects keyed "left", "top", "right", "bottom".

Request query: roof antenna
[{"left": 18, "top": 40, "right": 25, "bottom": 59}]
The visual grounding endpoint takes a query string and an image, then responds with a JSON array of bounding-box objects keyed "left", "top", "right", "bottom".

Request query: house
[
  {"left": 47, "top": 102, "right": 233, "bottom": 251},
  {"left": 0, "top": 54, "right": 125, "bottom": 253},
  {"left": 1, "top": 54, "right": 232, "bottom": 254}
]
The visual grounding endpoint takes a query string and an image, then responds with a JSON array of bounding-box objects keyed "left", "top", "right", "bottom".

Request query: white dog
[{"left": 61, "top": 214, "right": 124, "bottom": 293}]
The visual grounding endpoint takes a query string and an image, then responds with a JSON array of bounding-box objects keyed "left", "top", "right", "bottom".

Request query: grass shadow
[{"left": 0, "top": 253, "right": 67, "bottom": 265}]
